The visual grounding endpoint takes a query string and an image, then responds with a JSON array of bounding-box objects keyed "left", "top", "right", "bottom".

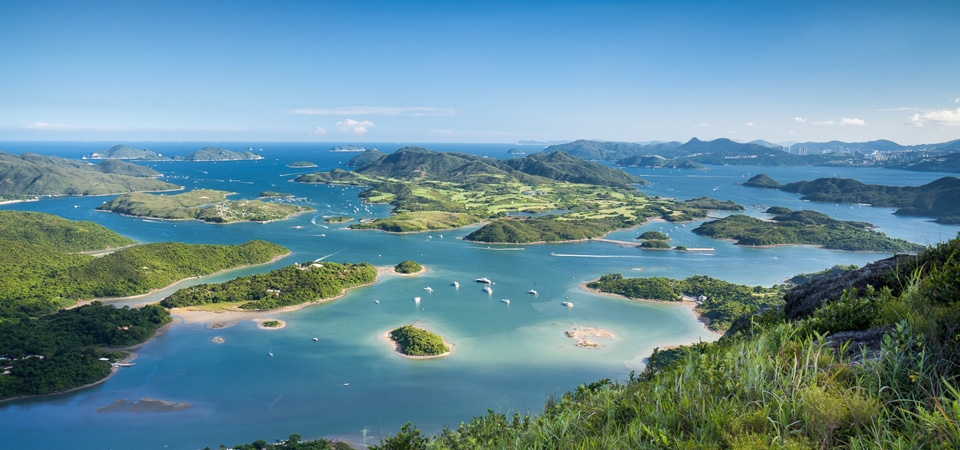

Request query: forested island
[
  {"left": 692, "top": 208, "right": 923, "bottom": 252},
  {"left": 388, "top": 325, "right": 450, "bottom": 357},
  {"left": 0, "top": 151, "right": 179, "bottom": 199},
  {"left": 286, "top": 161, "right": 318, "bottom": 168},
  {"left": 393, "top": 260, "right": 423, "bottom": 274},
  {"left": 743, "top": 173, "right": 960, "bottom": 223},
  {"left": 96, "top": 189, "right": 313, "bottom": 223},
  {"left": 161, "top": 261, "right": 376, "bottom": 310},
  {"left": 586, "top": 274, "right": 786, "bottom": 332},
  {"left": 0, "top": 211, "right": 289, "bottom": 400},
  {"left": 295, "top": 147, "right": 744, "bottom": 240},
  {"left": 369, "top": 235, "right": 960, "bottom": 449},
  {"left": 82, "top": 145, "right": 262, "bottom": 161}
]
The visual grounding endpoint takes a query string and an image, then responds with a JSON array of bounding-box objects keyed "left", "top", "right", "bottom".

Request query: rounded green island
[
  {"left": 394, "top": 260, "right": 423, "bottom": 274},
  {"left": 389, "top": 325, "right": 450, "bottom": 357}
]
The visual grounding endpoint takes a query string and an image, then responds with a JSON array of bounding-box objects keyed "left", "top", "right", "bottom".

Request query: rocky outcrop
[{"left": 783, "top": 254, "right": 913, "bottom": 320}]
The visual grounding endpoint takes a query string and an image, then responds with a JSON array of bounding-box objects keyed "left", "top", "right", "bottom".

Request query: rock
[{"left": 783, "top": 254, "right": 913, "bottom": 320}]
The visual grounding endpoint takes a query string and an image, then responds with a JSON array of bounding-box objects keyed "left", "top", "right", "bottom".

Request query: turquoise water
[{"left": 1, "top": 142, "right": 957, "bottom": 449}]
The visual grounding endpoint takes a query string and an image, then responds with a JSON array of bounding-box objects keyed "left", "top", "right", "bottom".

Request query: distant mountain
[
  {"left": 680, "top": 138, "right": 807, "bottom": 166},
  {"left": 504, "top": 151, "right": 646, "bottom": 188},
  {"left": 514, "top": 140, "right": 569, "bottom": 146},
  {"left": 84, "top": 144, "right": 167, "bottom": 160},
  {"left": 542, "top": 139, "right": 649, "bottom": 160},
  {"left": 0, "top": 152, "right": 179, "bottom": 197},
  {"left": 177, "top": 147, "right": 263, "bottom": 161},
  {"left": 748, "top": 140, "right": 780, "bottom": 148},
  {"left": 348, "top": 146, "right": 644, "bottom": 188}
]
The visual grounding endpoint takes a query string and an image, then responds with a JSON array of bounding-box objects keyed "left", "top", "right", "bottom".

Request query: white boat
[
  {"left": 414, "top": 297, "right": 421, "bottom": 303},
  {"left": 483, "top": 286, "right": 493, "bottom": 294},
  {"left": 423, "top": 287, "right": 433, "bottom": 292},
  {"left": 312, "top": 337, "right": 318, "bottom": 342},
  {"left": 528, "top": 290, "right": 538, "bottom": 295},
  {"left": 562, "top": 301, "right": 574, "bottom": 308},
  {"left": 375, "top": 299, "right": 380, "bottom": 304},
  {"left": 476, "top": 277, "right": 492, "bottom": 284},
  {"left": 452, "top": 282, "right": 459, "bottom": 288},
  {"left": 501, "top": 299, "right": 510, "bottom": 304}
]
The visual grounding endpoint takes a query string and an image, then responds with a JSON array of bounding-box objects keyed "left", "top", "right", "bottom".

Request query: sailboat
[{"left": 268, "top": 347, "right": 274, "bottom": 357}]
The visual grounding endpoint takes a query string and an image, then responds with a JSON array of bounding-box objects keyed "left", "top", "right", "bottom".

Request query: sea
[{"left": 0, "top": 141, "right": 957, "bottom": 449}]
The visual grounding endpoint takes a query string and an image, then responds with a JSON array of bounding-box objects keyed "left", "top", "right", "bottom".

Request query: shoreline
[
  {"left": 579, "top": 281, "right": 722, "bottom": 336},
  {"left": 172, "top": 276, "right": 378, "bottom": 328}
]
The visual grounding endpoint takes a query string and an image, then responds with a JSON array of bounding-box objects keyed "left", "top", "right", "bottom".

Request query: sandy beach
[{"left": 565, "top": 326, "right": 615, "bottom": 348}]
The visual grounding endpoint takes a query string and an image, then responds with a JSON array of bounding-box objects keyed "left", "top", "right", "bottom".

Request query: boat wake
[
  {"left": 550, "top": 253, "right": 644, "bottom": 258},
  {"left": 314, "top": 251, "right": 341, "bottom": 262}
]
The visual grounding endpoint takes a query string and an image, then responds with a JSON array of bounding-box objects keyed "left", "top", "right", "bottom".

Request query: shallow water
[{"left": 0, "top": 141, "right": 957, "bottom": 449}]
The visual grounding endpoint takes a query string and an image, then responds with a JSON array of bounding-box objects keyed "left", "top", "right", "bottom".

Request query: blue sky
[{"left": 1, "top": 0, "right": 958, "bottom": 145}]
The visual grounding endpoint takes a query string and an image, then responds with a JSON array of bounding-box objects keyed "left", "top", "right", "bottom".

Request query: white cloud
[
  {"left": 692, "top": 123, "right": 710, "bottom": 127},
  {"left": 313, "top": 126, "right": 326, "bottom": 135},
  {"left": 840, "top": 117, "right": 866, "bottom": 126},
  {"left": 813, "top": 120, "right": 835, "bottom": 126},
  {"left": 336, "top": 119, "right": 375, "bottom": 135},
  {"left": 292, "top": 106, "right": 455, "bottom": 117},
  {"left": 24, "top": 121, "right": 123, "bottom": 131},
  {"left": 745, "top": 122, "right": 755, "bottom": 127},
  {"left": 954, "top": 98, "right": 960, "bottom": 103},
  {"left": 909, "top": 108, "right": 960, "bottom": 127},
  {"left": 788, "top": 131, "right": 796, "bottom": 135},
  {"left": 794, "top": 117, "right": 807, "bottom": 123}
]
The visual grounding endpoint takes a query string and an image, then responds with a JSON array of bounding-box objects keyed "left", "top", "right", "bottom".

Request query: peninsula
[
  {"left": 692, "top": 208, "right": 923, "bottom": 252},
  {"left": 743, "top": 174, "right": 960, "bottom": 223},
  {"left": 295, "top": 146, "right": 743, "bottom": 240},
  {"left": 96, "top": 189, "right": 313, "bottom": 223}
]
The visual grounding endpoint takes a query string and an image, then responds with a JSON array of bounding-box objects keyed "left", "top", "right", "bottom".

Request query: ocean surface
[{"left": 1, "top": 141, "right": 957, "bottom": 449}]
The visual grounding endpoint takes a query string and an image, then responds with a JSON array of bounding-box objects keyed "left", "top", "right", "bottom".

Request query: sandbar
[
  {"left": 97, "top": 397, "right": 192, "bottom": 413},
  {"left": 255, "top": 318, "right": 286, "bottom": 330},
  {"left": 565, "top": 326, "right": 615, "bottom": 349}
]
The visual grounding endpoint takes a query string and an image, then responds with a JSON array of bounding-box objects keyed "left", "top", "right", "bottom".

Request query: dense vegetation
[
  {"left": 322, "top": 216, "right": 353, "bottom": 223},
  {"left": 788, "top": 264, "right": 858, "bottom": 285},
  {"left": 84, "top": 144, "right": 166, "bottom": 160},
  {"left": 389, "top": 325, "right": 449, "bottom": 356},
  {"left": 0, "top": 302, "right": 171, "bottom": 399},
  {"left": 394, "top": 260, "right": 423, "bottom": 274},
  {"left": 350, "top": 211, "right": 480, "bottom": 233},
  {"left": 637, "top": 231, "right": 669, "bottom": 240},
  {"left": 616, "top": 155, "right": 704, "bottom": 169},
  {"left": 465, "top": 215, "right": 634, "bottom": 243},
  {"left": 639, "top": 240, "right": 672, "bottom": 249},
  {"left": 744, "top": 173, "right": 960, "bottom": 221},
  {"left": 678, "top": 196, "right": 744, "bottom": 211},
  {"left": 179, "top": 147, "right": 263, "bottom": 161},
  {"left": 83, "top": 145, "right": 263, "bottom": 161},
  {"left": 161, "top": 261, "right": 376, "bottom": 310},
  {"left": 97, "top": 189, "right": 313, "bottom": 223},
  {"left": 286, "top": 161, "right": 318, "bottom": 168},
  {"left": 372, "top": 235, "right": 960, "bottom": 449},
  {"left": 587, "top": 273, "right": 786, "bottom": 332},
  {"left": 0, "top": 151, "right": 179, "bottom": 196},
  {"left": 693, "top": 210, "right": 923, "bottom": 252},
  {"left": 0, "top": 210, "right": 135, "bottom": 252}
]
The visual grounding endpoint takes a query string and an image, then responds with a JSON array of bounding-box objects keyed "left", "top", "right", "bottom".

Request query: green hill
[
  {"left": 541, "top": 139, "right": 652, "bottom": 160},
  {"left": 506, "top": 151, "right": 645, "bottom": 188},
  {"left": 692, "top": 210, "right": 923, "bottom": 252},
  {"left": 97, "top": 189, "right": 312, "bottom": 223},
  {"left": 93, "top": 159, "right": 162, "bottom": 177},
  {"left": 0, "top": 151, "right": 179, "bottom": 197},
  {"left": 616, "top": 155, "right": 704, "bottom": 169},
  {"left": 894, "top": 151, "right": 960, "bottom": 173}
]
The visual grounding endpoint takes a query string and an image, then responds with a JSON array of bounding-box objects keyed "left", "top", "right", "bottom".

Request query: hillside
[
  {"left": 616, "top": 155, "right": 704, "bottom": 169},
  {"left": 505, "top": 151, "right": 646, "bottom": 188},
  {"left": 540, "top": 139, "right": 652, "bottom": 160},
  {"left": 744, "top": 174, "right": 960, "bottom": 221},
  {"left": 0, "top": 151, "right": 179, "bottom": 197},
  {"left": 93, "top": 159, "right": 162, "bottom": 177},
  {"left": 894, "top": 151, "right": 960, "bottom": 173},
  {"left": 371, "top": 235, "right": 960, "bottom": 449}
]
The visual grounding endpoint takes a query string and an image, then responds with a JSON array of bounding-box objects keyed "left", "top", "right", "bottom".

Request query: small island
[
  {"left": 286, "top": 161, "right": 318, "bottom": 168},
  {"left": 322, "top": 216, "right": 353, "bottom": 224},
  {"left": 96, "top": 189, "right": 313, "bottom": 223},
  {"left": 388, "top": 325, "right": 451, "bottom": 357},
  {"left": 394, "top": 260, "right": 423, "bottom": 274}
]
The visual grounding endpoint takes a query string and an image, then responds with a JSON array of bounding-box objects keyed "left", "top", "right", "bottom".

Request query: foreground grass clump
[
  {"left": 370, "top": 235, "right": 960, "bottom": 449},
  {"left": 390, "top": 325, "right": 449, "bottom": 357}
]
